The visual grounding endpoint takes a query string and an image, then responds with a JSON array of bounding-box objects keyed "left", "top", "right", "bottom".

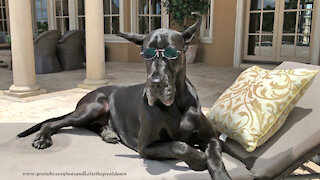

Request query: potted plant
[{"left": 163, "top": 0, "right": 210, "bottom": 63}]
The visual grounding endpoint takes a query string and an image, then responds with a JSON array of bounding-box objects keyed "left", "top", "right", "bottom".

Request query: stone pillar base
[
  {"left": 3, "top": 89, "right": 47, "bottom": 98},
  {"left": 77, "top": 78, "right": 110, "bottom": 90}
]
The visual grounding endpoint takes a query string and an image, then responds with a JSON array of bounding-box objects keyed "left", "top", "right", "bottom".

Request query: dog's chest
[
  {"left": 162, "top": 112, "right": 197, "bottom": 142},
  {"left": 157, "top": 116, "right": 196, "bottom": 143}
]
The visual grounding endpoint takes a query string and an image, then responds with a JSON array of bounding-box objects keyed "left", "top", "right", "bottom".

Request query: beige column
[
  {"left": 4, "top": 0, "right": 46, "bottom": 98},
  {"left": 311, "top": 0, "right": 320, "bottom": 65},
  {"left": 78, "top": 0, "right": 109, "bottom": 89},
  {"left": 68, "top": 0, "right": 77, "bottom": 30},
  {"left": 47, "top": 0, "right": 55, "bottom": 30},
  {"left": 233, "top": 0, "right": 245, "bottom": 68}
]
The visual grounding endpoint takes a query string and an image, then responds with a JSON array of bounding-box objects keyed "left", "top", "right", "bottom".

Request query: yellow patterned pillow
[{"left": 206, "top": 66, "right": 319, "bottom": 152}]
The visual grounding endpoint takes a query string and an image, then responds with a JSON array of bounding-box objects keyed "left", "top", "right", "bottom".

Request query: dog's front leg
[
  {"left": 195, "top": 114, "right": 231, "bottom": 180},
  {"left": 206, "top": 138, "right": 231, "bottom": 180},
  {"left": 139, "top": 141, "right": 207, "bottom": 171}
]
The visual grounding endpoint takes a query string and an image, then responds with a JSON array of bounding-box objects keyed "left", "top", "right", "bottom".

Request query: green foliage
[
  {"left": 163, "top": 0, "right": 210, "bottom": 31},
  {"left": 5, "top": 36, "right": 11, "bottom": 45},
  {"left": 36, "top": 22, "right": 49, "bottom": 34}
]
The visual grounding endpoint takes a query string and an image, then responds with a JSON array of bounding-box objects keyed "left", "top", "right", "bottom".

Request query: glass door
[
  {"left": 244, "top": 0, "right": 278, "bottom": 62},
  {"left": 54, "top": 0, "right": 69, "bottom": 34},
  {"left": 244, "top": 0, "right": 316, "bottom": 63},
  {"left": 33, "top": 0, "right": 49, "bottom": 35},
  {"left": 276, "top": 0, "right": 314, "bottom": 63}
]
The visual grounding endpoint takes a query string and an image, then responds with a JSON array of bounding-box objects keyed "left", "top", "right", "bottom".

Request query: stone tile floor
[
  {"left": 0, "top": 62, "right": 318, "bottom": 177},
  {"left": 0, "top": 62, "right": 244, "bottom": 123}
]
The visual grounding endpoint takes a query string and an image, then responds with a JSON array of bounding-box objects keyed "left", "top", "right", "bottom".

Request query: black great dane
[{"left": 17, "top": 17, "right": 231, "bottom": 180}]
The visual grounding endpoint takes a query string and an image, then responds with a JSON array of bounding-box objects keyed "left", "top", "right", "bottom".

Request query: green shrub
[{"left": 163, "top": 0, "right": 210, "bottom": 31}]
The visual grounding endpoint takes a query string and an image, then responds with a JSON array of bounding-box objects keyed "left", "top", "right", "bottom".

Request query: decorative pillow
[{"left": 206, "top": 66, "right": 319, "bottom": 152}]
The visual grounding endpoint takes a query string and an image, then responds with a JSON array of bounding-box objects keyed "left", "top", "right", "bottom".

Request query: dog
[{"left": 17, "top": 17, "right": 231, "bottom": 180}]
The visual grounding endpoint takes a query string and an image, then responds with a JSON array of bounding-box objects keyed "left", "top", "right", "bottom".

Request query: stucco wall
[
  {"left": 105, "top": 0, "right": 143, "bottom": 63},
  {"left": 105, "top": 42, "right": 144, "bottom": 62},
  {"left": 199, "top": 0, "right": 237, "bottom": 67},
  {"left": 105, "top": 0, "right": 237, "bottom": 67},
  {"left": 105, "top": 43, "right": 128, "bottom": 62}
]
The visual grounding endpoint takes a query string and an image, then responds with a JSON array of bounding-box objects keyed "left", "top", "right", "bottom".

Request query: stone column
[
  {"left": 78, "top": 0, "right": 109, "bottom": 89},
  {"left": 68, "top": 0, "right": 77, "bottom": 30},
  {"left": 4, "top": 0, "right": 46, "bottom": 98},
  {"left": 311, "top": 0, "right": 320, "bottom": 65},
  {"left": 233, "top": 0, "right": 245, "bottom": 68},
  {"left": 47, "top": 0, "right": 55, "bottom": 30}
]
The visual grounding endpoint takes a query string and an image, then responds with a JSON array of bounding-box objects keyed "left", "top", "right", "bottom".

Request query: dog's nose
[{"left": 149, "top": 77, "right": 164, "bottom": 90}]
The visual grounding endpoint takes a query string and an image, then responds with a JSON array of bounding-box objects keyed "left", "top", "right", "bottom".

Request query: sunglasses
[{"left": 140, "top": 47, "right": 181, "bottom": 60}]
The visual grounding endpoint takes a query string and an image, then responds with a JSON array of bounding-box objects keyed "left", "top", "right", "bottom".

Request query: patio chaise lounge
[{"left": 0, "top": 61, "right": 319, "bottom": 179}]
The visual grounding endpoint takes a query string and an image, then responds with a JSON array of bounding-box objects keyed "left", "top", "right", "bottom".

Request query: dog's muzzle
[{"left": 145, "top": 76, "right": 175, "bottom": 106}]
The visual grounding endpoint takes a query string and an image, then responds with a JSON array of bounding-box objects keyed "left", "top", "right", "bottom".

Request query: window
[
  {"left": 244, "top": 0, "right": 314, "bottom": 63},
  {"left": 199, "top": 0, "right": 214, "bottom": 43},
  {"left": 34, "top": 0, "right": 49, "bottom": 34},
  {"left": 77, "top": 0, "right": 85, "bottom": 30},
  {"left": 0, "top": 0, "right": 9, "bottom": 34},
  {"left": 138, "top": 0, "right": 162, "bottom": 34},
  {"left": 76, "top": 0, "right": 123, "bottom": 33},
  {"left": 54, "top": 0, "right": 69, "bottom": 34},
  {"left": 103, "top": 0, "right": 121, "bottom": 34},
  {"left": 131, "top": 0, "right": 169, "bottom": 34},
  {"left": 72, "top": 0, "right": 124, "bottom": 42}
]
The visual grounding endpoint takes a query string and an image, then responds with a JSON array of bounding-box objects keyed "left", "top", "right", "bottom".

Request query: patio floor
[
  {"left": 0, "top": 62, "right": 318, "bottom": 177},
  {"left": 0, "top": 61, "right": 245, "bottom": 110}
]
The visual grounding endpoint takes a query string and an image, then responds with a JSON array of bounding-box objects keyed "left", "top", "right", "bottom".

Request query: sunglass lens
[
  {"left": 164, "top": 47, "right": 179, "bottom": 59},
  {"left": 142, "top": 48, "right": 156, "bottom": 59}
]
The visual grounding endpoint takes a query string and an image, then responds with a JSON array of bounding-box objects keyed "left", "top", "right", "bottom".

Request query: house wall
[
  {"left": 105, "top": 43, "right": 128, "bottom": 62},
  {"left": 105, "top": 0, "right": 237, "bottom": 67},
  {"left": 199, "top": 0, "right": 237, "bottom": 67},
  {"left": 105, "top": 0, "right": 143, "bottom": 63}
]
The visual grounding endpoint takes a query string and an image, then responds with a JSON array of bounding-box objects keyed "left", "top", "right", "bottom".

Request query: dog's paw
[
  {"left": 186, "top": 151, "right": 208, "bottom": 171},
  {"left": 211, "top": 171, "right": 231, "bottom": 180},
  {"left": 100, "top": 128, "right": 120, "bottom": 144},
  {"left": 32, "top": 133, "right": 52, "bottom": 149}
]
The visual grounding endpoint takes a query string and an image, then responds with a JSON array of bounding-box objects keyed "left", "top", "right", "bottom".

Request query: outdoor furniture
[
  {"left": 34, "top": 30, "right": 61, "bottom": 74},
  {"left": 221, "top": 61, "right": 320, "bottom": 179},
  {"left": 0, "top": 50, "right": 12, "bottom": 70},
  {"left": 56, "top": 30, "right": 85, "bottom": 71},
  {"left": 0, "top": 32, "right": 11, "bottom": 69},
  {"left": 0, "top": 32, "right": 10, "bottom": 50},
  {"left": 0, "top": 32, "right": 7, "bottom": 43},
  {"left": 0, "top": 61, "right": 318, "bottom": 179}
]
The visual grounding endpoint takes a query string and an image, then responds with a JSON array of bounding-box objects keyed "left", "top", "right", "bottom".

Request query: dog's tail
[{"left": 17, "top": 112, "right": 72, "bottom": 138}]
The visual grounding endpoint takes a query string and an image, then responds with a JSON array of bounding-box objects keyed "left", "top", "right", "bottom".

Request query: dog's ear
[
  {"left": 112, "top": 24, "right": 145, "bottom": 46},
  {"left": 181, "top": 14, "right": 202, "bottom": 45},
  {"left": 115, "top": 32, "right": 146, "bottom": 46}
]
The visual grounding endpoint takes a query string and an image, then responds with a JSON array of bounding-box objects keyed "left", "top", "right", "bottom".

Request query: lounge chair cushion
[
  {"left": 206, "top": 65, "right": 318, "bottom": 152},
  {"left": 222, "top": 61, "right": 320, "bottom": 179},
  {"left": 0, "top": 123, "right": 254, "bottom": 180}
]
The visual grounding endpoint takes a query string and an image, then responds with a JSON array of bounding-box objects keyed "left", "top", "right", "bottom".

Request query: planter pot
[{"left": 185, "top": 44, "right": 198, "bottom": 64}]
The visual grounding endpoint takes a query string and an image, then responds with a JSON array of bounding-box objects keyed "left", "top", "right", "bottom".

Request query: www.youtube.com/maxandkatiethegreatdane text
[{"left": 22, "top": 171, "right": 127, "bottom": 177}]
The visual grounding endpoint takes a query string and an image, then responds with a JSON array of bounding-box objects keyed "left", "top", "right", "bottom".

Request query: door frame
[
  {"left": 233, "top": 0, "right": 320, "bottom": 67},
  {"left": 243, "top": 0, "right": 280, "bottom": 62},
  {"left": 275, "top": 0, "right": 318, "bottom": 63}
]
